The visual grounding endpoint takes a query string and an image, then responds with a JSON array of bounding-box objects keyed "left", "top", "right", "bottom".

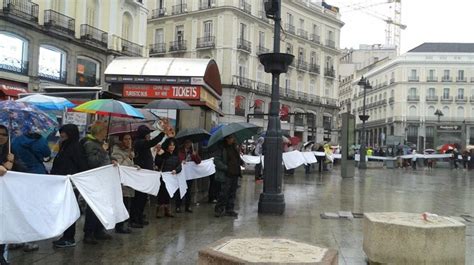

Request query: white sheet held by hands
[
  {"left": 71, "top": 165, "right": 128, "bottom": 230},
  {"left": 161, "top": 171, "right": 188, "bottom": 198},
  {"left": 182, "top": 158, "right": 216, "bottom": 180},
  {"left": 0, "top": 171, "right": 80, "bottom": 244},
  {"left": 301, "top": 152, "right": 317, "bottom": 164},
  {"left": 119, "top": 166, "right": 161, "bottom": 196},
  {"left": 282, "top": 150, "right": 306, "bottom": 169}
]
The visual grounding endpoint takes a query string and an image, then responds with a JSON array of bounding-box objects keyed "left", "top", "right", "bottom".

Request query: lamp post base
[
  {"left": 258, "top": 192, "right": 285, "bottom": 215},
  {"left": 358, "top": 162, "right": 367, "bottom": 169}
]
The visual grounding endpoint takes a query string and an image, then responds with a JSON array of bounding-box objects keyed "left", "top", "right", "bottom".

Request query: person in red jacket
[{"left": 176, "top": 139, "right": 201, "bottom": 213}]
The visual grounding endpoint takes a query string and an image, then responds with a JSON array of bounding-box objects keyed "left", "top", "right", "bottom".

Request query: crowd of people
[{"left": 0, "top": 121, "right": 244, "bottom": 265}]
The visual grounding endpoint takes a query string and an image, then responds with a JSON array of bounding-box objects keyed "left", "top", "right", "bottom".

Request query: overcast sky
[{"left": 326, "top": 0, "right": 474, "bottom": 53}]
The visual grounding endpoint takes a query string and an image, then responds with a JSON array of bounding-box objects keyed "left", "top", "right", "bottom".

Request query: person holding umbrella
[
  {"left": 130, "top": 125, "right": 167, "bottom": 227},
  {"left": 176, "top": 139, "right": 201, "bottom": 213}
]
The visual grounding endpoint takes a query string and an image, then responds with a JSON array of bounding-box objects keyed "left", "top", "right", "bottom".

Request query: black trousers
[
  {"left": 215, "top": 176, "right": 238, "bottom": 214},
  {"left": 175, "top": 180, "right": 193, "bottom": 209},
  {"left": 254, "top": 163, "right": 262, "bottom": 179},
  {"left": 208, "top": 174, "right": 220, "bottom": 202},
  {"left": 131, "top": 191, "right": 148, "bottom": 223},
  {"left": 83, "top": 205, "right": 104, "bottom": 236},
  {"left": 61, "top": 189, "right": 79, "bottom": 240},
  {"left": 0, "top": 244, "right": 6, "bottom": 263}
]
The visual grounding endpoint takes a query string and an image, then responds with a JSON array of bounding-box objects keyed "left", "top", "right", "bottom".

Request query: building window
[
  {"left": 234, "top": 95, "right": 246, "bottom": 116},
  {"left": 286, "top": 43, "right": 293, "bottom": 54},
  {"left": 323, "top": 115, "right": 331, "bottom": 130},
  {"left": 203, "top": 20, "right": 213, "bottom": 38},
  {"left": 287, "top": 13, "right": 293, "bottom": 26},
  {"left": 155, "top": 28, "right": 164, "bottom": 43},
  {"left": 76, "top": 56, "right": 100, "bottom": 86},
  {"left": 409, "top": 105, "right": 417, "bottom": 116},
  {"left": 38, "top": 45, "right": 66, "bottom": 83},
  {"left": 254, "top": 99, "right": 264, "bottom": 115},
  {"left": 457, "top": 106, "right": 464, "bottom": 117},
  {"left": 409, "top": 87, "right": 417, "bottom": 97},
  {"left": 443, "top": 69, "right": 450, "bottom": 79},
  {"left": 457, "top": 88, "right": 464, "bottom": 99},
  {"left": 86, "top": 0, "right": 98, "bottom": 27},
  {"left": 176, "top": 25, "right": 184, "bottom": 41},
  {"left": 297, "top": 78, "right": 303, "bottom": 92},
  {"left": 428, "top": 69, "right": 435, "bottom": 80},
  {"left": 427, "top": 106, "right": 435, "bottom": 116},
  {"left": 458, "top": 70, "right": 464, "bottom": 80},
  {"left": 0, "top": 32, "right": 28, "bottom": 75},
  {"left": 428, "top": 87, "right": 436, "bottom": 97},
  {"left": 443, "top": 106, "right": 450, "bottom": 117},
  {"left": 310, "top": 79, "right": 316, "bottom": 93},
  {"left": 122, "top": 12, "right": 133, "bottom": 40},
  {"left": 443, "top": 88, "right": 450, "bottom": 99},
  {"left": 256, "top": 65, "right": 263, "bottom": 83},
  {"left": 239, "top": 23, "right": 247, "bottom": 40}
]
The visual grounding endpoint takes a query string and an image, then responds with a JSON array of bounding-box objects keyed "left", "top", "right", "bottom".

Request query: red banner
[{"left": 123, "top": 84, "right": 201, "bottom": 99}]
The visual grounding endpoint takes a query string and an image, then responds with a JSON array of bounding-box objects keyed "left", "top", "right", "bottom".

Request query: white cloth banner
[
  {"left": 0, "top": 171, "right": 80, "bottom": 244},
  {"left": 314, "top": 151, "right": 325, "bottom": 157},
  {"left": 71, "top": 165, "right": 129, "bottom": 230},
  {"left": 301, "top": 151, "right": 317, "bottom": 164},
  {"left": 282, "top": 151, "right": 306, "bottom": 169},
  {"left": 241, "top": 155, "right": 261, "bottom": 165},
  {"left": 119, "top": 166, "right": 161, "bottom": 196},
  {"left": 161, "top": 171, "right": 188, "bottom": 198},
  {"left": 182, "top": 158, "right": 216, "bottom": 180}
]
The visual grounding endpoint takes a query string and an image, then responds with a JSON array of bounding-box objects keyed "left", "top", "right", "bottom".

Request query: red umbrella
[
  {"left": 289, "top": 136, "right": 300, "bottom": 146},
  {"left": 437, "top": 143, "right": 455, "bottom": 153}
]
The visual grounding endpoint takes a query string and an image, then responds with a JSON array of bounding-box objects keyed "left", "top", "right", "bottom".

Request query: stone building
[
  {"left": 146, "top": 0, "right": 343, "bottom": 143},
  {"left": 352, "top": 43, "right": 474, "bottom": 149},
  {"left": 0, "top": 0, "right": 147, "bottom": 96}
]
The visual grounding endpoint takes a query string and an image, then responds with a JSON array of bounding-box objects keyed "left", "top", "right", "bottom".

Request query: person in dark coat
[
  {"left": 129, "top": 125, "right": 166, "bottom": 228},
  {"left": 176, "top": 139, "right": 201, "bottom": 213},
  {"left": 155, "top": 138, "right": 181, "bottom": 218},
  {"left": 51, "top": 124, "right": 88, "bottom": 248},
  {"left": 214, "top": 134, "right": 243, "bottom": 218}
]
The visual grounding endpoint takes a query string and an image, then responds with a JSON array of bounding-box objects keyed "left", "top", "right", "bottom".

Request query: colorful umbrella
[
  {"left": 207, "top": 122, "right": 260, "bottom": 148},
  {"left": 17, "top": 94, "right": 75, "bottom": 111},
  {"left": 0, "top": 100, "right": 58, "bottom": 151}
]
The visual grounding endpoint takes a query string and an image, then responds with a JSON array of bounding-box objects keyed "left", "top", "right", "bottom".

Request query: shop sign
[
  {"left": 437, "top": 125, "right": 460, "bottom": 131},
  {"left": 123, "top": 84, "right": 201, "bottom": 99},
  {"left": 200, "top": 88, "right": 219, "bottom": 111},
  {"left": 107, "top": 75, "right": 192, "bottom": 85}
]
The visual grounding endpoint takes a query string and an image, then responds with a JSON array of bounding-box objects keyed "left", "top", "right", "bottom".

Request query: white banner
[
  {"left": 241, "top": 155, "right": 261, "bottom": 165},
  {"left": 161, "top": 171, "right": 188, "bottom": 198},
  {"left": 282, "top": 151, "right": 306, "bottom": 170},
  {"left": 71, "top": 165, "right": 129, "bottom": 230},
  {"left": 119, "top": 166, "right": 161, "bottom": 196},
  {"left": 301, "top": 151, "right": 317, "bottom": 164},
  {"left": 182, "top": 158, "right": 216, "bottom": 180},
  {"left": 0, "top": 172, "right": 80, "bottom": 244}
]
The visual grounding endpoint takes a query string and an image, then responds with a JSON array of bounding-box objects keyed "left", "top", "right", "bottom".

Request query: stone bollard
[
  {"left": 363, "top": 212, "right": 466, "bottom": 264},
  {"left": 198, "top": 237, "right": 338, "bottom": 265}
]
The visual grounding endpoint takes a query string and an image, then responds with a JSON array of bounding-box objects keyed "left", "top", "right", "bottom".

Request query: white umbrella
[{"left": 17, "top": 94, "right": 75, "bottom": 111}]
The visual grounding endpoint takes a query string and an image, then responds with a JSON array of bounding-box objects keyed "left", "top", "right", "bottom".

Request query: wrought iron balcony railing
[
  {"left": 310, "top": 34, "right": 320, "bottom": 43},
  {"left": 239, "top": 0, "right": 251, "bottom": 14},
  {"left": 425, "top": 96, "right": 438, "bottom": 102},
  {"left": 149, "top": 43, "right": 166, "bottom": 54},
  {"left": 2, "top": 0, "right": 39, "bottom": 22},
  {"left": 151, "top": 8, "right": 166, "bottom": 18},
  {"left": 237, "top": 38, "right": 251, "bottom": 53},
  {"left": 80, "top": 24, "right": 108, "bottom": 48},
  {"left": 455, "top": 96, "right": 467, "bottom": 102},
  {"left": 441, "top": 76, "right": 452, "bottom": 82},
  {"left": 285, "top": 23, "right": 295, "bottom": 34},
  {"left": 38, "top": 69, "right": 67, "bottom": 83},
  {"left": 111, "top": 35, "right": 143, "bottom": 56},
  {"left": 256, "top": 45, "right": 269, "bottom": 55},
  {"left": 440, "top": 96, "right": 453, "bottom": 102},
  {"left": 324, "top": 68, "right": 335, "bottom": 78},
  {"left": 169, "top": 40, "right": 187, "bottom": 52},
  {"left": 196, "top": 36, "right": 215, "bottom": 49},
  {"left": 199, "top": 0, "right": 216, "bottom": 10},
  {"left": 258, "top": 11, "right": 269, "bottom": 23},
  {"left": 456, "top": 77, "right": 467, "bottom": 82},
  {"left": 296, "top": 59, "right": 308, "bottom": 71},
  {"left": 325, "top": 39, "right": 335, "bottom": 48},
  {"left": 308, "top": 64, "right": 320, "bottom": 74},
  {"left": 407, "top": 76, "right": 419, "bottom": 82},
  {"left": 426, "top": 77, "right": 437, "bottom": 82},
  {"left": 44, "top": 9, "right": 75, "bottom": 36},
  {"left": 0, "top": 59, "right": 28, "bottom": 75},
  {"left": 407, "top": 95, "right": 420, "bottom": 101},
  {"left": 172, "top": 4, "right": 187, "bottom": 15},
  {"left": 297, "top": 28, "right": 308, "bottom": 39}
]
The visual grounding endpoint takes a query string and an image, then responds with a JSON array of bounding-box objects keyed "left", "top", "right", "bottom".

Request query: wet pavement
[{"left": 8, "top": 166, "right": 474, "bottom": 265}]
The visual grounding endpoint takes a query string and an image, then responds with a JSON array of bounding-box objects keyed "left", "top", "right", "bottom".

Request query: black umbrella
[
  {"left": 144, "top": 99, "right": 192, "bottom": 110},
  {"left": 175, "top": 128, "right": 210, "bottom": 143}
]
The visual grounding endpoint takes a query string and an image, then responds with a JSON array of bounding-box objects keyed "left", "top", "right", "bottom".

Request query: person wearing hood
[
  {"left": 50, "top": 124, "right": 88, "bottom": 248},
  {"left": 130, "top": 125, "right": 167, "bottom": 228},
  {"left": 11, "top": 127, "right": 51, "bottom": 174}
]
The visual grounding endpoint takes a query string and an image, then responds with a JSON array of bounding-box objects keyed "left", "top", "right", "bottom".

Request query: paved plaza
[{"left": 8, "top": 166, "right": 474, "bottom": 265}]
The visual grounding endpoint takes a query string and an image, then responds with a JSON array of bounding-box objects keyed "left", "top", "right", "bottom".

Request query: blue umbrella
[
  {"left": 17, "top": 94, "right": 75, "bottom": 111},
  {"left": 202, "top": 124, "right": 224, "bottom": 146}
]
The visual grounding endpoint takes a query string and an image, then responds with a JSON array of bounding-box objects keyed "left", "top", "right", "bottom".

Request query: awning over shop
[{"left": 0, "top": 79, "right": 28, "bottom": 99}]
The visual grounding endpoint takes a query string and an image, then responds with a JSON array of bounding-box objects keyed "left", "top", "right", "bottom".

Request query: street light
[
  {"left": 357, "top": 76, "right": 372, "bottom": 169},
  {"left": 434, "top": 109, "right": 443, "bottom": 123}
]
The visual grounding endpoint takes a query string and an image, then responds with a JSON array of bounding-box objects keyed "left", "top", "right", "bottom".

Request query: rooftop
[{"left": 408, "top": 43, "right": 474, "bottom": 53}]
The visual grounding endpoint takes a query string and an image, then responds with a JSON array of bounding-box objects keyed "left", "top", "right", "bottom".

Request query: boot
[
  {"left": 156, "top": 205, "right": 163, "bottom": 218},
  {"left": 164, "top": 205, "right": 174, "bottom": 217}
]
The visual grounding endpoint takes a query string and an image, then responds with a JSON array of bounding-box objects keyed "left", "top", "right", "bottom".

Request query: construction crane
[{"left": 339, "top": 0, "right": 406, "bottom": 54}]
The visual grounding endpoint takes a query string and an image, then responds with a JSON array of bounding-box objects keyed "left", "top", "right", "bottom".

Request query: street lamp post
[
  {"left": 357, "top": 76, "right": 372, "bottom": 169},
  {"left": 434, "top": 109, "right": 443, "bottom": 123},
  {"left": 258, "top": 0, "right": 294, "bottom": 214}
]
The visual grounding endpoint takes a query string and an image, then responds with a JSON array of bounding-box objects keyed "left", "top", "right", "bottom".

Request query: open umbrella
[
  {"left": 289, "top": 136, "right": 300, "bottom": 146},
  {"left": 207, "top": 122, "right": 260, "bottom": 148},
  {"left": 175, "top": 128, "right": 210, "bottom": 143},
  {"left": 0, "top": 100, "right": 58, "bottom": 151},
  {"left": 303, "top": 141, "right": 315, "bottom": 149},
  {"left": 466, "top": 145, "right": 474, "bottom": 151},
  {"left": 144, "top": 99, "right": 192, "bottom": 110},
  {"left": 436, "top": 143, "right": 455, "bottom": 153},
  {"left": 17, "top": 94, "right": 75, "bottom": 111}
]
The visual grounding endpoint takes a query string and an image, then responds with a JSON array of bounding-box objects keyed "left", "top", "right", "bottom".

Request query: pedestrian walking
[
  {"left": 316, "top": 145, "right": 324, "bottom": 172},
  {"left": 214, "top": 134, "right": 242, "bottom": 218},
  {"left": 155, "top": 138, "right": 181, "bottom": 218},
  {"left": 411, "top": 149, "right": 417, "bottom": 170},
  {"left": 50, "top": 124, "right": 88, "bottom": 248},
  {"left": 130, "top": 125, "right": 166, "bottom": 227},
  {"left": 111, "top": 133, "right": 135, "bottom": 234},
  {"left": 175, "top": 139, "right": 201, "bottom": 213},
  {"left": 253, "top": 137, "right": 264, "bottom": 180}
]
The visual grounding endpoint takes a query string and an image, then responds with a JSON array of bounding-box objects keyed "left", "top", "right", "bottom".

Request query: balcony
[
  {"left": 390, "top": 78, "right": 395, "bottom": 84},
  {"left": 80, "top": 24, "right": 108, "bottom": 48},
  {"left": 113, "top": 36, "right": 143, "bottom": 57},
  {"left": 441, "top": 76, "right": 452, "bottom": 82},
  {"left": 426, "top": 77, "right": 437, "bottom": 82},
  {"left": 0, "top": 59, "right": 28, "bottom": 75},
  {"left": 255, "top": 82, "right": 271, "bottom": 94},
  {"left": 151, "top": 8, "right": 166, "bottom": 18},
  {"left": 388, "top": 97, "right": 394, "bottom": 104},
  {"left": 44, "top": 9, "right": 75, "bottom": 36},
  {"left": 407, "top": 76, "right": 419, "bottom": 82},
  {"left": 324, "top": 68, "right": 335, "bottom": 78},
  {"left": 309, "top": 64, "right": 320, "bottom": 74},
  {"left": 297, "top": 28, "right": 308, "bottom": 39},
  {"left": 425, "top": 96, "right": 438, "bottom": 102},
  {"left": 172, "top": 4, "right": 187, "bottom": 15},
  {"left": 456, "top": 77, "right": 467, "bottom": 82},
  {"left": 407, "top": 95, "right": 420, "bottom": 101},
  {"left": 196, "top": 36, "right": 215, "bottom": 49},
  {"left": 2, "top": 0, "right": 39, "bottom": 23},
  {"left": 149, "top": 43, "right": 166, "bottom": 55},
  {"left": 440, "top": 96, "right": 453, "bottom": 102},
  {"left": 257, "top": 11, "right": 269, "bottom": 23},
  {"left": 256, "top": 45, "right": 269, "bottom": 55},
  {"left": 325, "top": 39, "right": 335, "bottom": 48},
  {"left": 199, "top": 0, "right": 216, "bottom": 10},
  {"left": 239, "top": 0, "right": 251, "bottom": 14},
  {"left": 169, "top": 40, "right": 187, "bottom": 52},
  {"left": 287, "top": 89, "right": 296, "bottom": 99},
  {"left": 233, "top": 75, "right": 253, "bottom": 89},
  {"left": 296, "top": 59, "right": 308, "bottom": 71},
  {"left": 310, "top": 34, "right": 320, "bottom": 44},
  {"left": 455, "top": 96, "right": 467, "bottom": 103},
  {"left": 285, "top": 23, "right": 295, "bottom": 34},
  {"left": 237, "top": 38, "right": 251, "bottom": 53}
]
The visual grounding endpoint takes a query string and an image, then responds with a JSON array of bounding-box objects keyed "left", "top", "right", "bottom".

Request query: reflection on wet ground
[{"left": 9, "top": 166, "right": 474, "bottom": 264}]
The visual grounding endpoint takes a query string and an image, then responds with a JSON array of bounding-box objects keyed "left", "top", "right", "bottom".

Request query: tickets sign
[{"left": 123, "top": 84, "right": 201, "bottom": 99}]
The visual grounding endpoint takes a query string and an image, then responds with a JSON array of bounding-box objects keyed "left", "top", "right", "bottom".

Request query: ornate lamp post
[
  {"left": 258, "top": 0, "right": 294, "bottom": 214},
  {"left": 434, "top": 109, "right": 443, "bottom": 123},
  {"left": 357, "top": 76, "right": 372, "bottom": 169}
]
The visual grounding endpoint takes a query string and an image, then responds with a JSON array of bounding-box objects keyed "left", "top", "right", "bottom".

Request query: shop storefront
[{"left": 0, "top": 78, "right": 28, "bottom": 100}]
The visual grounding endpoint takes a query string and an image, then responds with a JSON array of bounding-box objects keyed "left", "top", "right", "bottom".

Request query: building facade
[
  {"left": 146, "top": 0, "right": 343, "bottom": 143},
  {"left": 352, "top": 43, "right": 474, "bottom": 150},
  {"left": 0, "top": 0, "right": 147, "bottom": 95}
]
